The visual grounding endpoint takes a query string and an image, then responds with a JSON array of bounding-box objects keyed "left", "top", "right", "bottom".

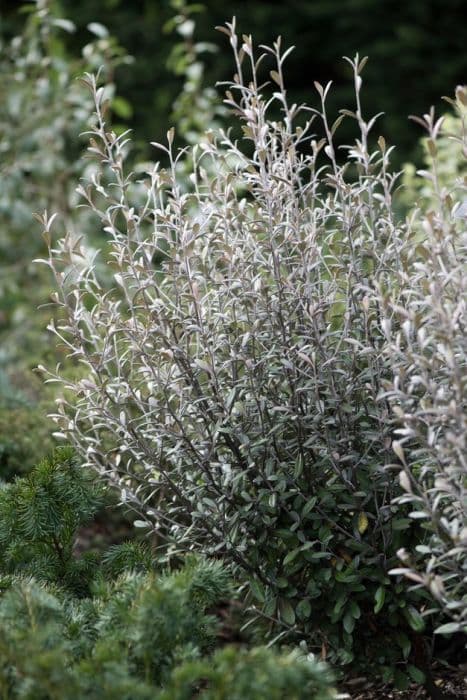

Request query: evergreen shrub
[
  {"left": 0, "top": 449, "right": 336, "bottom": 699},
  {"left": 0, "top": 447, "right": 103, "bottom": 594},
  {"left": 39, "top": 21, "right": 466, "bottom": 681},
  {"left": 159, "top": 646, "right": 335, "bottom": 700}
]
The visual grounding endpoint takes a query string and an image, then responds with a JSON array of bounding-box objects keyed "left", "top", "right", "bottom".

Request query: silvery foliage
[
  {"left": 385, "top": 88, "right": 467, "bottom": 634},
  {"left": 38, "top": 23, "right": 465, "bottom": 632}
]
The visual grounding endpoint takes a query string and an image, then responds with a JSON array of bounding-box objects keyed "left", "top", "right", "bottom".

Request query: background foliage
[
  {"left": 2, "top": 0, "right": 467, "bottom": 165},
  {"left": 0, "top": 0, "right": 129, "bottom": 477}
]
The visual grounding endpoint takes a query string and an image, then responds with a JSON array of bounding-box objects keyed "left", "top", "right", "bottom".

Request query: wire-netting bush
[{"left": 39, "top": 23, "right": 466, "bottom": 675}]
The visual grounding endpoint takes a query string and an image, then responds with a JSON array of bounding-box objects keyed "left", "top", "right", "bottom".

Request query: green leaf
[
  {"left": 278, "top": 598, "right": 296, "bottom": 626},
  {"left": 333, "top": 595, "right": 347, "bottom": 616},
  {"left": 343, "top": 612, "right": 355, "bottom": 634},
  {"left": 296, "top": 599, "right": 311, "bottom": 620},
  {"left": 308, "top": 551, "right": 331, "bottom": 560},
  {"left": 283, "top": 548, "right": 300, "bottom": 566},
  {"left": 434, "top": 622, "right": 461, "bottom": 635},
  {"left": 395, "top": 632, "right": 411, "bottom": 659},
  {"left": 392, "top": 518, "right": 411, "bottom": 531},
  {"left": 249, "top": 577, "right": 265, "bottom": 603},
  {"left": 404, "top": 606, "right": 425, "bottom": 632},
  {"left": 393, "top": 670, "right": 410, "bottom": 691},
  {"left": 112, "top": 97, "right": 133, "bottom": 120},
  {"left": 382, "top": 666, "right": 394, "bottom": 684},
  {"left": 407, "top": 665, "right": 426, "bottom": 684},
  {"left": 263, "top": 597, "right": 276, "bottom": 617},
  {"left": 374, "top": 585, "right": 385, "bottom": 614},
  {"left": 302, "top": 497, "right": 317, "bottom": 516},
  {"left": 335, "top": 570, "right": 359, "bottom": 583},
  {"left": 338, "top": 649, "right": 354, "bottom": 664},
  {"left": 293, "top": 454, "right": 303, "bottom": 478}
]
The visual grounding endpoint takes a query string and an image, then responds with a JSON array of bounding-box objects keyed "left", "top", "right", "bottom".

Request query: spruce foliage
[
  {"left": 0, "top": 447, "right": 102, "bottom": 595},
  {"left": 0, "top": 450, "right": 336, "bottom": 699}
]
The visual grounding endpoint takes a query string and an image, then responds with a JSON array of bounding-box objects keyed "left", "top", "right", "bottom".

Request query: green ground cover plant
[{"left": 37, "top": 18, "right": 466, "bottom": 691}]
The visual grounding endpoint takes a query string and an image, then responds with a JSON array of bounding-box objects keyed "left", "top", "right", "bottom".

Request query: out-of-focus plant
[
  {"left": 0, "top": 572, "right": 337, "bottom": 699},
  {"left": 159, "top": 646, "right": 337, "bottom": 700},
  {"left": 0, "top": 397, "right": 55, "bottom": 481},
  {"left": 383, "top": 86, "right": 467, "bottom": 636},
  {"left": 0, "top": 0, "right": 128, "bottom": 256},
  {"left": 164, "top": 0, "right": 224, "bottom": 144},
  {"left": 0, "top": 0, "right": 130, "bottom": 476},
  {"left": 161, "top": 0, "right": 227, "bottom": 205},
  {"left": 0, "top": 0, "right": 129, "bottom": 373},
  {"left": 399, "top": 93, "right": 467, "bottom": 214},
  {"left": 39, "top": 22, "right": 465, "bottom": 687}
]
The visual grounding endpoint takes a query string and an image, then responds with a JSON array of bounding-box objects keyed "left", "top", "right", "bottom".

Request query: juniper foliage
[{"left": 159, "top": 646, "right": 336, "bottom": 700}]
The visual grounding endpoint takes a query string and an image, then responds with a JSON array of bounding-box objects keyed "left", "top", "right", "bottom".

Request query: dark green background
[{"left": 2, "top": 0, "right": 466, "bottom": 164}]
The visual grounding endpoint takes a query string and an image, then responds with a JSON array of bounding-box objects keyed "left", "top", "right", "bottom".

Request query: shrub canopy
[{"left": 40, "top": 22, "right": 466, "bottom": 674}]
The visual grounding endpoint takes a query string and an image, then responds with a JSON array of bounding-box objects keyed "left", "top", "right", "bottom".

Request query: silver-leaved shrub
[
  {"left": 38, "top": 22, "right": 466, "bottom": 679},
  {"left": 384, "top": 88, "right": 466, "bottom": 636}
]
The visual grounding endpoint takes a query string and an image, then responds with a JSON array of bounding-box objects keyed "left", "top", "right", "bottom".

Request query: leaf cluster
[{"left": 0, "top": 447, "right": 104, "bottom": 595}]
